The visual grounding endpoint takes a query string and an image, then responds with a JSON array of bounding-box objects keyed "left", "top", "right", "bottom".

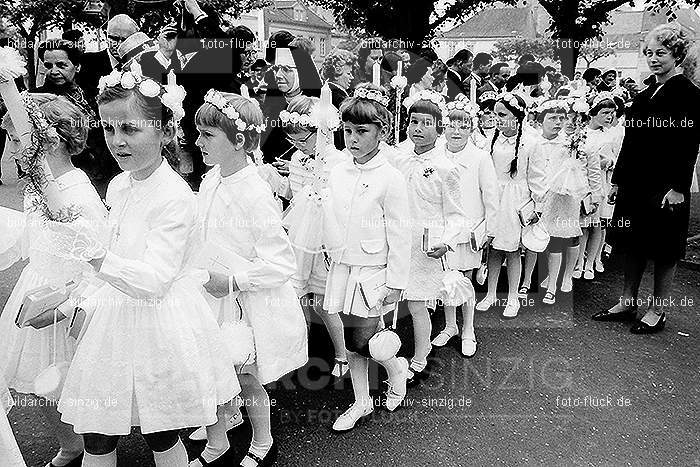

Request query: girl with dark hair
[
  {"left": 475, "top": 93, "right": 547, "bottom": 319},
  {"left": 325, "top": 83, "right": 412, "bottom": 431}
]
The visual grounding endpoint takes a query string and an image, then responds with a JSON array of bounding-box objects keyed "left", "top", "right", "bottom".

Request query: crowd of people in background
[{"left": 1, "top": 0, "right": 700, "bottom": 465}]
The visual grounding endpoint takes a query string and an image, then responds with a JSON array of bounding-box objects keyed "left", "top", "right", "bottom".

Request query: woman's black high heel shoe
[{"left": 630, "top": 312, "right": 666, "bottom": 334}]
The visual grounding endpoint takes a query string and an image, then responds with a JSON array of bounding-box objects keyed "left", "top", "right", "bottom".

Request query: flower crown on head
[
  {"left": 279, "top": 105, "right": 341, "bottom": 132},
  {"left": 445, "top": 96, "right": 479, "bottom": 119},
  {"left": 353, "top": 86, "right": 390, "bottom": 107},
  {"left": 497, "top": 92, "right": 527, "bottom": 112},
  {"left": 403, "top": 89, "right": 447, "bottom": 114},
  {"left": 204, "top": 89, "right": 266, "bottom": 133},
  {"left": 98, "top": 62, "right": 186, "bottom": 122},
  {"left": 590, "top": 91, "right": 616, "bottom": 110},
  {"left": 535, "top": 99, "right": 570, "bottom": 114},
  {"left": 478, "top": 91, "right": 498, "bottom": 104}
]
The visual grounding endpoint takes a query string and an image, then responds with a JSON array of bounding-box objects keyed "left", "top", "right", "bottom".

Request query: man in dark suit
[
  {"left": 466, "top": 52, "right": 492, "bottom": 97},
  {"left": 445, "top": 49, "right": 472, "bottom": 100}
]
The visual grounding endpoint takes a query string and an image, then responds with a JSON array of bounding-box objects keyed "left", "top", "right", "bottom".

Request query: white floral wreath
[
  {"left": 279, "top": 110, "right": 315, "bottom": 128},
  {"left": 590, "top": 91, "right": 616, "bottom": 110},
  {"left": 280, "top": 104, "right": 341, "bottom": 131},
  {"left": 535, "top": 99, "right": 570, "bottom": 114},
  {"left": 445, "top": 97, "right": 479, "bottom": 118},
  {"left": 497, "top": 92, "right": 526, "bottom": 112},
  {"left": 403, "top": 89, "right": 447, "bottom": 114},
  {"left": 478, "top": 91, "right": 498, "bottom": 104},
  {"left": 353, "top": 87, "right": 390, "bottom": 107},
  {"left": 98, "top": 62, "right": 186, "bottom": 122},
  {"left": 204, "top": 89, "right": 266, "bottom": 133}
]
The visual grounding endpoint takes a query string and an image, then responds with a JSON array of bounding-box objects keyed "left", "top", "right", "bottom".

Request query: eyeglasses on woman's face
[{"left": 285, "top": 130, "right": 315, "bottom": 148}]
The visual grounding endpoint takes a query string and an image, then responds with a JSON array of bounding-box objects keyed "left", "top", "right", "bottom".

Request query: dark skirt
[{"left": 609, "top": 186, "right": 690, "bottom": 262}]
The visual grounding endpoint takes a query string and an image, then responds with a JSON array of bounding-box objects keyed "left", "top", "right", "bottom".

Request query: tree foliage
[
  {"left": 309, "top": 0, "right": 517, "bottom": 48},
  {"left": 578, "top": 42, "right": 615, "bottom": 67},
  {"left": 493, "top": 38, "right": 557, "bottom": 63}
]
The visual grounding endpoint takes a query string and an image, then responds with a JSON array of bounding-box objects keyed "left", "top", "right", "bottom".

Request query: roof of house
[
  {"left": 441, "top": 7, "right": 536, "bottom": 39},
  {"left": 268, "top": 0, "right": 333, "bottom": 30}
]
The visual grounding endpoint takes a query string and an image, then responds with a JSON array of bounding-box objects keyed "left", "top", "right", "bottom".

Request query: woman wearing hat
[{"left": 595, "top": 24, "right": 700, "bottom": 334}]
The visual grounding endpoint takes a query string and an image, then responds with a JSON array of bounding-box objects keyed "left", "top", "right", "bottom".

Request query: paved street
[{"left": 1, "top": 159, "right": 699, "bottom": 466}]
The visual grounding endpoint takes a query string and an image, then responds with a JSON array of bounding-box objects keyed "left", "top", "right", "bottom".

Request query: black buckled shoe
[
  {"left": 591, "top": 306, "right": 637, "bottom": 322},
  {"left": 630, "top": 313, "right": 666, "bottom": 334},
  {"left": 240, "top": 442, "right": 278, "bottom": 467}
]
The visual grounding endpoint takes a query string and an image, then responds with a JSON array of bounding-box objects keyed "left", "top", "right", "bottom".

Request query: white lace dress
[
  {"left": 393, "top": 146, "right": 465, "bottom": 300},
  {"left": 279, "top": 146, "right": 348, "bottom": 295},
  {"left": 57, "top": 160, "right": 239, "bottom": 435},
  {"left": 490, "top": 132, "right": 548, "bottom": 252},
  {"left": 0, "top": 169, "right": 107, "bottom": 394}
]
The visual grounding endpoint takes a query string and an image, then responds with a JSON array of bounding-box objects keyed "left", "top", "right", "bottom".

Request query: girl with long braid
[{"left": 475, "top": 93, "right": 547, "bottom": 319}]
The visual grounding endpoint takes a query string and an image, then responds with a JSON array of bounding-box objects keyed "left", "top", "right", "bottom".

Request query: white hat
[{"left": 521, "top": 222, "right": 550, "bottom": 253}]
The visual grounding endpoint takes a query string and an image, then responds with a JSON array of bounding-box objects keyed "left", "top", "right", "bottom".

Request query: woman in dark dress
[
  {"left": 262, "top": 37, "right": 322, "bottom": 165},
  {"left": 593, "top": 24, "right": 700, "bottom": 334},
  {"left": 320, "top": 49, "right": 357, "bottom": 149}
]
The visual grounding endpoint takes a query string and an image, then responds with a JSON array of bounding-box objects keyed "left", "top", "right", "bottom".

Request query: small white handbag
[
  {"left": 368, "top": 302, "right": 401, "bottom": 362},
  {"left": 221, "top": 275, "right": 256, "bottom": 367},
  {"left": 33, "top": 309, "right": 69, "bottom": 401}
]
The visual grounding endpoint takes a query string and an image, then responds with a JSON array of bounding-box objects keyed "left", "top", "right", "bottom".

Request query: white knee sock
[
  {"left": 377, "top": 356, "right": 405, "bottom": 389},
  {"left": 241, "top": 376, "right": 273, "bottom": 456},
  {"left": 82, "top": 450, "right": 116, "bottom": 467},
  {"left": 347, "top": 351, "right": 371, "bottom": 406},
  {"left": 193, "top": 405, "right": 230, "bottom": 466},
  {"left": 461, "top": 302, "right": 475, "bottom": 341},
  {"left": 442, "top": 306, "right": 459, "bottom": 332},
  {"left": 153, "top": 439, "right": 187, "bottom": 467}
]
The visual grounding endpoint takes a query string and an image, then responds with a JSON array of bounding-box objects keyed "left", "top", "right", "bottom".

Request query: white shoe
[
  {"left": 332, "top": 402, "right": 373, "bottom": 431},
  {"left": 189, "top": 411, "right": 244, "bottom": 441},
  {"left": 431, "top": 328, "right": 458, "bottom": 347},
  {"left": 583, "top": 269, "right": 594, "bottom": 280},
  {"left": 502, "top": 299, "right": 520, "bottom": 319},
  {"left": 461, "top": 337, "right": 477, "bottom": 357},
  {"left": 572, "top": 267, "right": 582, "bottom": 279},
  {"left": 476, "top": 295, "right": 497, "bottom": 311},
  {"left": 595, "top": 261, "right": 605, "bottom": 273},
  {"left": 560, "top": 278, "right": 573, "bottom": 293},
  {"left": 542, "top": 291, "right": 556, "bottom": 305},
  {"left": 331, "top": 359, "right": 349, "bottom": 378},
  {"left": 385, "top": 357, "right": 408, "bottom": 412}
]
